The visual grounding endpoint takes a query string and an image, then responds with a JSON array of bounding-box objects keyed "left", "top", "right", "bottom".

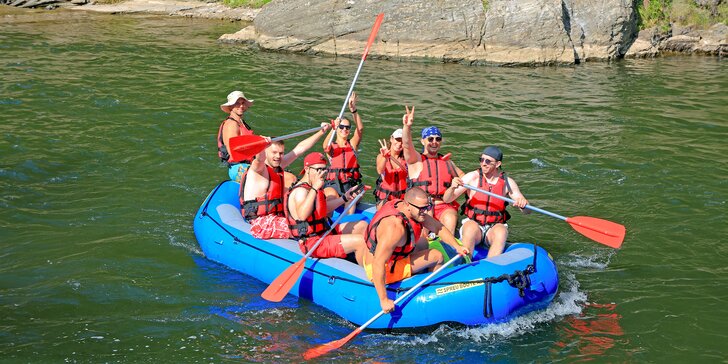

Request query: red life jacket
[
  {"left": 409, "top": 153, "right": 456, "bottom": 199},
  {"left": 366, "top": 200, "right": 423, "bottom": 272},
  {"left": 462, "top": 171, "right": 512, "bottom": 225},
  {"left": 374, "top": 154, "right": 408, "bottom": 202},
  {"left": 326, "top": 140, "right": 361, "bottom": 183},
  {"left": 286, "top": 182, "right": 331, "bottom": 240},
  {"left": 217, "top": 117, "right": 253, "bottom": 165},
  {"left": 239, "top": 165, "right": 285, "bottom": 220}
]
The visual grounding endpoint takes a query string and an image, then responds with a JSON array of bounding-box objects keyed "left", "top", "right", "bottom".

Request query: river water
[{"left": 1, "top": 7, "right": 727, "bottom": 363}]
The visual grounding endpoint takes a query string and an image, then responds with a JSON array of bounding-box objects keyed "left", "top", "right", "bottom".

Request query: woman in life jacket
[
  {"left": 442, "top": 146, "right": 530, "bottom": 258},
  {"left": 374, "top": 128, "right": 408, "bottom": 208},
  {"left": 323, "top": 92, "right": 363, "bottom": 213},
  {"left": 218, "top": 90, "right": 255, "bottom": 182}
]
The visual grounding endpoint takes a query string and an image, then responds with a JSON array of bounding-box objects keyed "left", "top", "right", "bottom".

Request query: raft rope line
[{"left": 201, "top": 181, "right": 539, "bottom": 297}]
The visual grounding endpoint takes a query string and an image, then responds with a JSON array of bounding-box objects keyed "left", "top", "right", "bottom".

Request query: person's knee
[
  {"left": 324, "top": 186, "right": 339, "bottom": 199},
  {"left": 354, "top": 221, "right": 368, "bottom": 235},
  {"left": 429, "top": 248, "right": 444, "bottom": 264},
  {"left": 487, "top": 224, "right": 508, "bottom": 244}
]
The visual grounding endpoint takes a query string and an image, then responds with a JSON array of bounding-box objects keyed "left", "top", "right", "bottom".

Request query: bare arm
[
  {"left": 449, "top": 160, "right": 465, "bottom": 177},
  {"left": 221, "top": 120, "right": 239, "bottom": 157},
  {"left": 376, "top": 138, "right": 389, "bottom": 175},
  {"left": 349, "top": 93, "right": 363, "bottom": 149},
  {"left": 323, "top": 119, "right": 337, "bottom": 153},
  {"left": 442, "top": 172, "right": 475, "bottom": 203},
  {"left": 376, "top": 154, "right": 387, "bottom": 175},
  {"left": 506, "top": 177, "right": 530, "bottom": 213},
  {"left": 281, "top": 122, "right": 330, "bottom": 168},
  {"left": 372, "top": 218, "right": 405, "bottom": 312},
  {"left": 248, "top": 145, "right": 268, "bottom": 175},
  {"left": 401, "top": 106, "right": 420, "bottom": 165},
  {"left": 289, "top": 187, "right": 317, "bottom": 221}
]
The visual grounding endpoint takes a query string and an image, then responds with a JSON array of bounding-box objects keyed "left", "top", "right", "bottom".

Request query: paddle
[
  {"left": 303, "top": 253, "right": 465, "bottom": 360},
  {"left": 229, "top": 126, "right": 322, "bottom": 162},
  {"left": 462, "top": 184, "right": 625, "bottom": 249},
  {"left": 260, "top": 185, "right": 369, "bottom": 302},
  {"left": 324, "top": 13, "right": 385, "bottom": 151}
]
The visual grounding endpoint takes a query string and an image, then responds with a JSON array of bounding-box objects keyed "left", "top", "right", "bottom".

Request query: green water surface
[{"left": 1, "top": 7, "right": 727, "bottom": 363}]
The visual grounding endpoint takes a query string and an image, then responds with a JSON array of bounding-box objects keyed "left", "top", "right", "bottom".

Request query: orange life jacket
[
  {"left": 366, "top": 200, "right": 423, "bottom": 272},
  {"left": 217, "top": 117, "right": 253, "bottom": 165},
  {"left": 408, "top": 153, "right": 456, "bottom": 199},
  {"left": 239, "top": 165, "right": 285, "bottom": 220},
  {"left": 374, "top": 154, "right": 408, "bottom": 202},
  {"left": 461, "top": 171, "right": 511, "bottom": 225},
  {"left": 286, "top": 183, "right": 331, "bottom": 240},
  {"left": 326, "top": 140, "right": 361, "bottom": 183}
]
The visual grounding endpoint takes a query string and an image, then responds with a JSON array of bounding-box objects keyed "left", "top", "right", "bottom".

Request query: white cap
[{"left": 391, "top": 128, "right": 403, "bottom": 138}]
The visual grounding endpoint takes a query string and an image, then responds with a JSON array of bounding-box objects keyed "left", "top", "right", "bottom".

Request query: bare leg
[
  {"left": 460, "top": 220, "right": 482, "bottom": 253},
  {"left": 339, "top": 234, "right": 370, "bottom": 266},
  {"left": 410, "top": 248, "right": 444, "bottom": 273},
  {"left": 324, "top": 186, "right": 339, "bottom": 201},
  {"left": 340, "top": 220, "right": 368, "bottom": 238},
  {"left": 485, "top": 224, "right": 508, "bottom": 258},
  {"left": 438, "top": 208, "right": 458, "bottom": 235}
]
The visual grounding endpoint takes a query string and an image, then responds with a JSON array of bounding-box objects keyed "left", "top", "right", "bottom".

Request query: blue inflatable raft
[{"left": 193, "top": 181, "right": 559, "bottom": 330}]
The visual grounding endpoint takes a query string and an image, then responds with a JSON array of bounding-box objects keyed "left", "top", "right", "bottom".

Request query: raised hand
[
  {"left": 378, "top": 138, "right": 390, "bottom": 157},
  {"left": 348, "top": 91, "right": 358, "bottom": 112},
  {"left": 311, "top": 167, "right": 326, "bottom": 190},
  {"left": 320, "top": 122, "right": 331, "bottom": 133},
  {"left": 402, "top": 105, "right": 415, "bottom": 127}
]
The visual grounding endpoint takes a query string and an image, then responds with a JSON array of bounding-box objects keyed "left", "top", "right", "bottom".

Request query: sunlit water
[{"left": 1, "top": 7, "right": 727, "bottom": 362}]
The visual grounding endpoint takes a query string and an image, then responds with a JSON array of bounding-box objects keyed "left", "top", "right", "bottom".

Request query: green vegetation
[
  {"left": 636, "top": 0, "right": 672, "bottom": 31},
  {"left": 222, "top": 0, "right": 271, "bottom": 8},
  {"left": 671, "top": 1, "right": 728, "bottom": 27},
  {"left": 636, "top": 0, "right": 728, "bottom": 31}
]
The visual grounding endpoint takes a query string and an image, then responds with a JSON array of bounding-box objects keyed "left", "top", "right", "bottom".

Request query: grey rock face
[{"left": 223, "top": 0, "right": 638, "bottom": 65}]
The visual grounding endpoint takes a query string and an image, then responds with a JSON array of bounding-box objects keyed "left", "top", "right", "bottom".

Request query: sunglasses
[
  {"left": 408, "top": 201, "right": 433, "bottom": 213},
  {"left": 338, "top": 125, "right": 352, "bottom": 130},
  {"left": 392, "top": 137, "right": 403, "bottom": 142},
  {"left": 426, "top": 136, "right": 442, "bottom": 142},
  {"left": 479, "top": 157, "right": 497, "bottom": 165},
  {"left": 309, "top": 166, "right": 328, "bottom": 172}
]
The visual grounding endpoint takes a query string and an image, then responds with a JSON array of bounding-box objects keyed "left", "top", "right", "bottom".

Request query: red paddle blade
[
  {"left": 565, "top": 216, "right": 625, "bottom": 249},
  {"left": 229, "top": 134, "right": 269, "bottom": 162},
  {"left": 362, "top": 13, "right": 384, "bottom": 60},
  {"left": 303, "top": 328, "right": 363, "bottom": 360},
  {"left": 260, "top": 259, "right": 305, "bottom": 302}
]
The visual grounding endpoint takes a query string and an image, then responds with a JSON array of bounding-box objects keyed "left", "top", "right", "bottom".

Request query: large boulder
[{"left": 220, "top": 0, "right": 638, "bottom": 65}]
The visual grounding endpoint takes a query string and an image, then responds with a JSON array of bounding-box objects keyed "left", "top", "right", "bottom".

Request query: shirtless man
[
  {"left": 239, "top": 122, "right": 330, "bottom": 239},
  {"left": 365, "top": 187, "right": 468, "bottom": 313}
]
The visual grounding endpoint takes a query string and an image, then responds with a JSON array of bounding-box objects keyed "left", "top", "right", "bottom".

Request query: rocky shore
[{"left": 6, "top": 0, "right": 727, "bottom": 65}]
